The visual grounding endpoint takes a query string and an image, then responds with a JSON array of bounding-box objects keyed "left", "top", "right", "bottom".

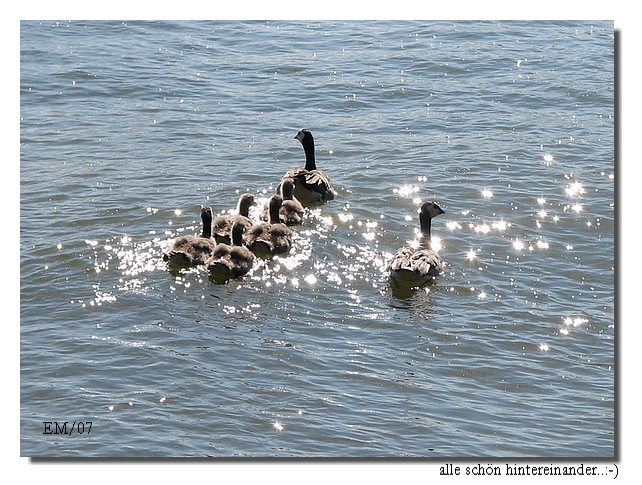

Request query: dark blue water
[{"left": 20, "top": 20, "right": 614, "bottom": 458}]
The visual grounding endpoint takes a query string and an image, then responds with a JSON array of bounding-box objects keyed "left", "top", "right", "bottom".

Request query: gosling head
[
  {"left": 280, "top": 177, "right": 296, "bottom": 199},
  {"left": 238, "top": 193, "right": 256, "bottom": 214}
]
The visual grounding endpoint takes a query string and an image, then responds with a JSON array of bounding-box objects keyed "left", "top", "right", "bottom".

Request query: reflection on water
[
  {"left": 565, "top": 181, "right": 586, "bottom": 197},
  {"left": 90, "top": 160, "right": 603, "bottom": 308},
  {"left": 90, "top": 199, "right": 396, "bottom": 303},
  {"left": 388, "top": 278, "right": 434, "bottom": 300}
]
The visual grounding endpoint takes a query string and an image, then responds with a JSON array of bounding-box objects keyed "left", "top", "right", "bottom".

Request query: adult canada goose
[
  {"left": 163, "top": 206, "right": 217, "bottom": 267},
  {"left": 212, "top": 193, "right": 255, "bottom": 244},
  {"left": 260, "top": 177, "right": 305, "bottom": 226},
  {"left": 208, "top": 221, "right": 255, "bottom": 281},
  {"left": 279, "top": 129, "right": 336, "bottom": 206},
  {"left": 245, "top": 194, "right": 293, "bottom": 257},
  {"left": 388, "top": 201, "right": 445, "bottom": 287}
]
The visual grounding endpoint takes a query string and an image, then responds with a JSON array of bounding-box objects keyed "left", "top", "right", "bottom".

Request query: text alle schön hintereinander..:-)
[{"left": 440, "top": 463, "right": 618, "bottom": 478}]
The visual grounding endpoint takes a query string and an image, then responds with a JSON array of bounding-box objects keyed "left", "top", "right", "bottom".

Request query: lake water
[{"left": 20, "top": 20, "right": 615, "bottom": 458}]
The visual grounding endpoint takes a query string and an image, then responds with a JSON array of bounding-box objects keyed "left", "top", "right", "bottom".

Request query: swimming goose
[
  {"left": 207, "top": 221, "right": 255, "bottom": 281},
  {"left": 260, "top": 177, "right": 305, "bottom": 226},
  {"left": 212, "top": 193, "right": 256, "bottom": 244},
  {"left": 163, "top": 206, "right": 217, "bottom": 267},
  {"left": 388, "top": 201, "right": 445, "bottom": 286},
  {"left": 245, "top": 194, "right": 293, "bottom": 257},
  {"left": 279, "top": 129, "right": 336, "bottom": 206}
]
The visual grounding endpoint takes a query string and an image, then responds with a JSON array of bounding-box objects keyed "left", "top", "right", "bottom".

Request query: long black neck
[
  {"left": 201, "top": 212, "right": 213, "bottom": 239},
  {"left": 302, "top": 136, "right": 316, "bottom": 171},
  {"left": 419, "top": 213, "right": 432, "bottom": 248}
]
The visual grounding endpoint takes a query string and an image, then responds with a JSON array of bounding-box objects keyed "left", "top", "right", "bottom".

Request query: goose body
[
  {"left": 163, "top": 206, "right": 217, "bottom": 267},
  {"left": 212, "top": 193, "right": 255, "bottom": 244},
  {"left": 388, "top": 201, "right": 445, "bottom": 286},
  {"left": 260, "top": 178, "right": 305, "bottom": 226},
  {"left": 208, "top": 221, "right": 255, "bottom": 281},
  {"left": 280, "top": 129, "right": 336, "bottom": 206},
  {"left": 245, "top": 194, "right": 293, "bottom": 257}
]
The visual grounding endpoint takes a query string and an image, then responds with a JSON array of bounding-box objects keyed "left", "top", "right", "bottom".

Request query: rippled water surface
[{"left": 20, "top": 20, "right": 615, "bottom": 458}]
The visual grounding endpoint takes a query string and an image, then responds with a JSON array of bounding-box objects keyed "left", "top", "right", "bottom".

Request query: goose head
[
  {"left": 280, "top": 177, "right": 296, "bottom": 200},
  {"left": 419, "top": 201, "right": 444, "bottom": 233},
  {"left": 268, "top": 194, "right": 284, "bottom": 224},
  {"left": 295, "top": 129, "right": 313, "bottom": 144},
  {"left": 237, "top": 193, "right": 256, "bottom": 216},
  {"left": 420, "top": 201, "right": 445, "bottom": 219}
]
